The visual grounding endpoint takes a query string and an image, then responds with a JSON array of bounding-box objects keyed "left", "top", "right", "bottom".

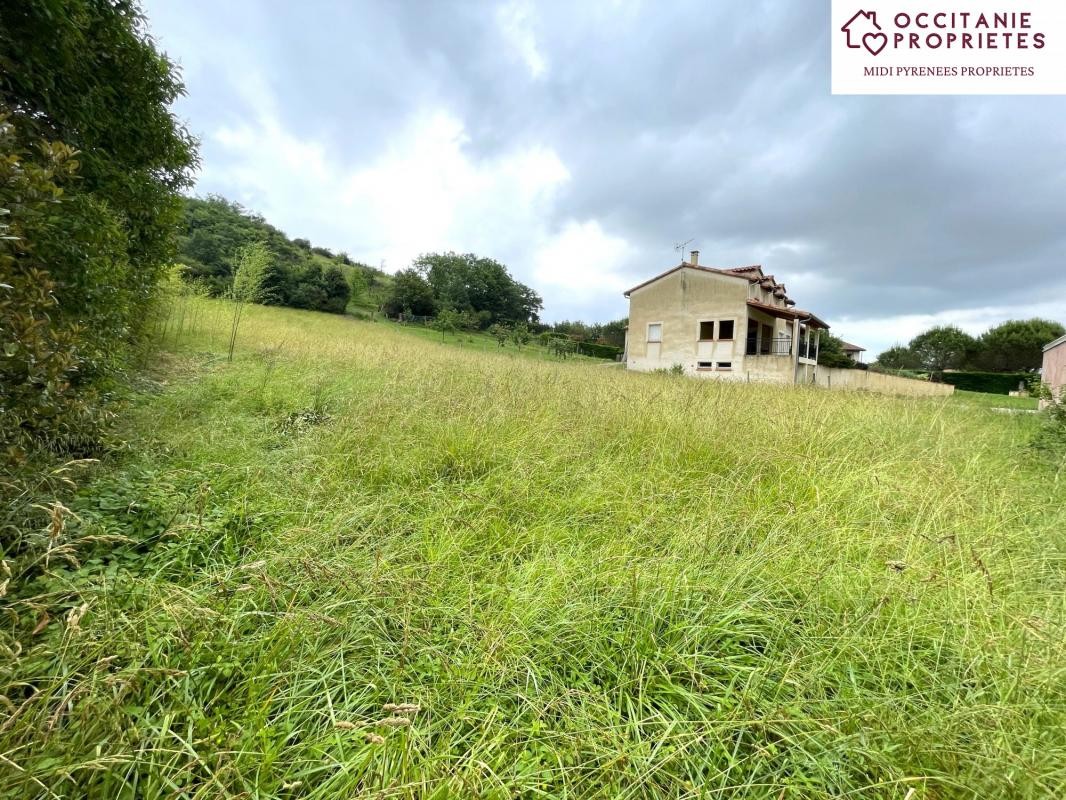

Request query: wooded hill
[{"left": 178, "top": 196, "right": 393, "bottom": 313}]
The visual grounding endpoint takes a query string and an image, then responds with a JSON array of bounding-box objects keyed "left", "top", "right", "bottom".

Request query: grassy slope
[{"left": 2, "top": 299, "right": 1064, "bottom": 799}]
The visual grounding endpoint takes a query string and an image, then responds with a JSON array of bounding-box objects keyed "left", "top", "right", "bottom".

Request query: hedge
[
  {"left": 577, "top": 341, "right": 623, "bottom": 360},
  {"left": 942, "top": 371, "right": 1036, "bottom": 395}
]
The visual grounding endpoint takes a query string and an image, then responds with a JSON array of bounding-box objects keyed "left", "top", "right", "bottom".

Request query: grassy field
[
  {"left": 950, "top": 389, "right": 1040, "bottom": 411},
  {"left": 2, "top": 298, "right": 1064, "bottom": 799}
]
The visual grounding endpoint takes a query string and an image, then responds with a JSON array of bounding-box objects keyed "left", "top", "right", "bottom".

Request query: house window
[
  {"left": 697, "top": 361, "right": 714, "bottom": 370},
  {"left": 717, "top": 362, "right": 732, "bottom": 370},
  {"left": 699, "top": 321, "right": 714, "bottom": 341},
  {"left": 647, "top": 323, "right": 662, "bottom": 343},
  {"left": 718, "top": 320, "right": 735, "bottom": 340}
]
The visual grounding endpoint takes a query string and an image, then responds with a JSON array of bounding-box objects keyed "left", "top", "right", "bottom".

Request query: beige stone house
[
  {"left": 623, "top": 251, "right": 829, "bottom": 384},
  {"left": 1041, "top": 333, "right": 1066, "bottom": 407}
]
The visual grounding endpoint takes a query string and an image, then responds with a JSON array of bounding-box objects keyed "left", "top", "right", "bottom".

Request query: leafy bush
[
  {"left": 1030, "top": 389, "right": 1066, "bottom": 464},
  {"left": 0, "top": 0, "right": 196, "bottom": 552},
  {"left": 577, "top": 341, "right": 623, "bottom": 360},
  {"left": 942, "top": 371, "right": 1036, "bottom": 395}
]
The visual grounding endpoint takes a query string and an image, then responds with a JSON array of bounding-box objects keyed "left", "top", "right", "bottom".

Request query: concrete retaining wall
[{"left": 814, "top": 368, "right": 954, "bottom": 397}]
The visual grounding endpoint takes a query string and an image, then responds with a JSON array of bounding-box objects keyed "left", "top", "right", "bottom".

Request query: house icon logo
[{"left": 841, "top": 10, "right": 887, "bottom": 56}]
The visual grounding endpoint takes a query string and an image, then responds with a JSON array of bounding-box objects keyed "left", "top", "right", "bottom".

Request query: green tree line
[{"left": 875, "top": 319, "right": 1064, "bottom": 377}]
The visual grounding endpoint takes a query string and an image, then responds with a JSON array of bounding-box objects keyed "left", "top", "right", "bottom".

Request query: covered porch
[{"left": 744, "top": 300, "right": 828, "bottom": 365}]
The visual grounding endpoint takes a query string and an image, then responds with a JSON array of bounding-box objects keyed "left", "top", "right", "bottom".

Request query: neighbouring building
[
  {"left": 842, "top": 341, "right": 866, "bottom": 363},
  {"left": 623, "top": 251, "right": 829, "bottom": 384},
  {"left": 1042, "top": 333, "right": 1066, "bottom": 407}
]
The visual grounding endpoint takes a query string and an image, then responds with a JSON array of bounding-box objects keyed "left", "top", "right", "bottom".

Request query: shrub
[
  {"left": 942, "top": 371, "right": 1036, "bottom": 395},
  {"left": 577, "top": 341, "right": 623, "bottom": 360}
]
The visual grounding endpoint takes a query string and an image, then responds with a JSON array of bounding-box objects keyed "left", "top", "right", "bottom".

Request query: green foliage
[
  {"left": 414, "top": 251, "right": 542, "bottom": 327},
  {"left": 875, "top": 345, "right": 922, "bottom": 370},
  {"left": 226, "top": 242, "right": 270, "bottom": 361},
  {"left": 432, "top": 308, "right": 463, "bottom": 341},
  {"left": 510, "top": 322, "right": 531, "bottom": 348},
  {"left": 0, "top": 1, "right": 197, "bottom": 316},
  {"left": 178, "top": 196, "right": 362, "bottom": 313},
  {"left": 576, "top": 340, "right": 622, "bottom": 360},
  {"left": 383, "top": 268, "right": 437, "bottom": 317},
  {"left": 909, "top": 325, "right": 978, "bottom": 377},
  {"left": 974, "top": 318, "right": 1065, "bottom": 372},
  {"left": 815, "top": 332, "right": 857, "bottom": 369},
  {"left": 941, "top": 371, "right": 1037, "bottom": 395},
  {"left": 1031, "top": 387, "right": 1066, "bottom": 463},
  {"left": 489, "top": 323, "right": 510, "bottom": 347},
  {"left": 550, "top": 317, "right": 628, "bottom": 348}
]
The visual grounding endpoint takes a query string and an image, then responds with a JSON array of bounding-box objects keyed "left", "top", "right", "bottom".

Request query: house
[
  {"left": 1041, "top": 333, "right": 1066, "bottom": 408},
  {"left": 842, "top": 341, "right": 866, "bottom": 363},
  {"left": 840, "top": 10, "right": 881, "bottom": 49},
  {"left": 623, "top": 251, "right": 829, "bottom": 384}
]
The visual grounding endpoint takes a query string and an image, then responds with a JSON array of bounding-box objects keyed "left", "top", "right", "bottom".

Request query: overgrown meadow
[{"left": 2, "top": 298, "right": 1063, "bottom": 798}]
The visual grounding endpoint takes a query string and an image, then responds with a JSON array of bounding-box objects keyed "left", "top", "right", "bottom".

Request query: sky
[{"left": 142, "top": 0, "right": 1066, "bottom": 355}]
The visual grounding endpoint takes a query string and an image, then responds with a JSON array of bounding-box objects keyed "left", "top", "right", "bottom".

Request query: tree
[
  {"left": 511, "top": 323, "right": 531, "bottom": 348},
  {"left": 909, "top": 326, "right": 977, "bottom": 378},
  {"left": 489, "top": 324, "right": 510, "bottom": 347},
  {"left": 0, "top": 0, "right": 198, "bottom": 326},
  {"left": 413, "top": 251, "right": 542, "bottom": 327},
  {"left": 320, "top": 266, "right": 351, "bottom": 314},
  {"left": 433, "top": 309, "right": 463, "bottom": 341},
  {"left": 875, "top": 345, "right": 921, "bottom": 371},
  {"left": 227, "top": 242, "right": 270, "bottom": 361},
  {"left": 383, "top": 268, "right": 437, "bottom": 317},
  {"left": 816, "top": 332, "right": 857, "bottom": 369},
  {"left": 974, "top": 319, "right": 1065, "bottom": 372},
  {"left": 0, "top": 1, "right": 196, "bottom": 470}
]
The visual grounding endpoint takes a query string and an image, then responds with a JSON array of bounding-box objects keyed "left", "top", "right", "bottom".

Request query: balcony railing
[
  {"left": 745, "top": 337, "right": 792, "bottom": 356},
  {"left": 745, "top": 337, "right": 819, "bottom": 360}
]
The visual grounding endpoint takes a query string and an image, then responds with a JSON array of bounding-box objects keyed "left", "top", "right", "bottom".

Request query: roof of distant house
[{"left": 841, "top": 341, "right": 866, "bottom": 352}]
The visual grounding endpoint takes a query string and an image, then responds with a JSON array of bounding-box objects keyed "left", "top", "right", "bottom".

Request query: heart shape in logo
[{"left": 862, "top": 32, "right": 887, "bottom": 56}]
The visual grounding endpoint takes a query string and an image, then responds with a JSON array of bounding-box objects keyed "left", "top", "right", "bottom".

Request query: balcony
[
  {"left": 745, "top": 337, "right": 819, "bottom": 361},
  {"left": 746, "top": 337, "right": 792, "bottom": 356}
]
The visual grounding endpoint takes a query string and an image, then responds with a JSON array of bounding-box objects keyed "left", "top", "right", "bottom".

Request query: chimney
[{"left": 689, "top": 250, "right": 699, "bottom": 266}]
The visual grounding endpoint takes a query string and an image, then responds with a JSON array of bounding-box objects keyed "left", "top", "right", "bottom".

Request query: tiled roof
[{"left": 623, "top": 262, "right": 760, "bottom": 296}]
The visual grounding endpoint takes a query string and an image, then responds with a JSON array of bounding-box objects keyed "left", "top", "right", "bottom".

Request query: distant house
[
  {"left": 842, "top": 341, "right": 866, "bottom": 363},
  {"left": 1042, "top": 333, "right": 1066, "bottom": 407},
  {"left": 623, "top": 251, "right": 829, "bottom": 384}
]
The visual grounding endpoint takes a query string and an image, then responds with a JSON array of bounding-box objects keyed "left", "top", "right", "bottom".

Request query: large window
[
  {"left": 718, "top": 320, "right": 735, "bottom": 340},
  {"left": 647, "top": 323, "right": 662, "bottom": 343},
  {"left": 699, "top": 321, "right": 714, "bottom": 340}
]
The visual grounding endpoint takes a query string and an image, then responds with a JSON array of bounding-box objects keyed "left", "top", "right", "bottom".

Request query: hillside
[
  {"left": 179, "top": 196, "right": 393, "bottom": 312},
  {"left": 3, "top": 299, "right": 1064, "bottom": 798}
]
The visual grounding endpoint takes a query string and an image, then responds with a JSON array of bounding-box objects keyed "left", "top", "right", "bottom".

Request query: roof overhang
[
  {"left": 746, "top": 300, "right": 830, "bottom": 330},
  {"left": 1044, "top": 333, "right": 1066, "bottom": 352},
  {"left": 623, "top": 263, "right": 757, "bottom": 297}
]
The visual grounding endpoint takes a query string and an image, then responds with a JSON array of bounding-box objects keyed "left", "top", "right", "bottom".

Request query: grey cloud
[{"left": 145, "top": 0, "right": 1066, "bottom": 332}]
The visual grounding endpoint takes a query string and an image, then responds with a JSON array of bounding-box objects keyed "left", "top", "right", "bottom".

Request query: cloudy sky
[{"left": 142, "top": 0, "right": 1066, "bottom": 354}]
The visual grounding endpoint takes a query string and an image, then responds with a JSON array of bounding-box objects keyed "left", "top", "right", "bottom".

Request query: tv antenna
[{"left": 674, "top": 239, "right": 693, "bottom": 260}]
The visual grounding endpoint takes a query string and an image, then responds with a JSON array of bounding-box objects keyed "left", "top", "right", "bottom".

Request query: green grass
[
  {"left": 950, "top": 389, "right": 1040, "bottom": 411},
  {"left": 2, "top": 298, "right": 1063, "bottom": 799}
]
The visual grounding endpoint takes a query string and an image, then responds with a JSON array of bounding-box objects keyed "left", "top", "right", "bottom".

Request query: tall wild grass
[{"left": 1, "top": 298, "right": 1063, "bottom": 798}]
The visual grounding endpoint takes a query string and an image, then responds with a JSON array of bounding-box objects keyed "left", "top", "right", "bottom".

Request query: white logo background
[{"left": 832, "top": 0, "right": 1066, "bottom": 94}]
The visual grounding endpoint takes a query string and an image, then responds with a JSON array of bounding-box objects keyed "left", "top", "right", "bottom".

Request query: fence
[{"left": 814, "top": 367, "right": 955, "bottom": 397}]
